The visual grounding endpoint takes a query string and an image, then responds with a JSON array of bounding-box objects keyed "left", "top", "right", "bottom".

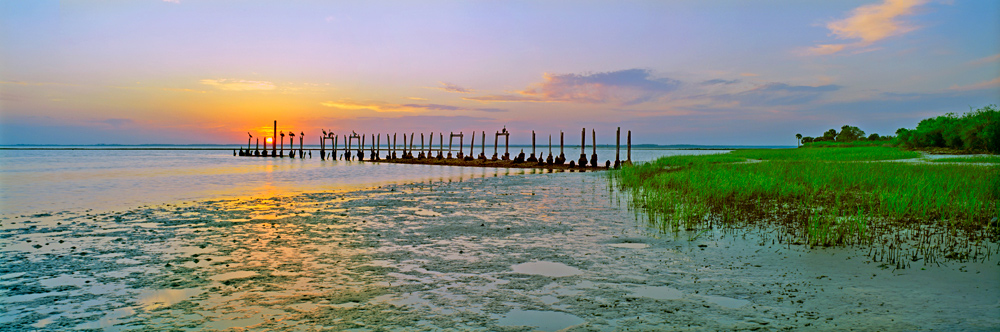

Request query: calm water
[{"left": 0, "top": 147, "right": 728, "bottom": 216}]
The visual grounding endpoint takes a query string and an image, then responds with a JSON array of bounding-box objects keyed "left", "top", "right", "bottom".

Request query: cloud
[
  {"left": 807, "top": 0, "right": 927, "bottom": 55},
  {"left": 465, "top": 69, "right": 680, "bottom": 105},
  {"left": 199, "top": 79, "right": 276, "bottom": 91},
  {"left": 163, "top": 0, "right": 180, "bottom": 3},
  {"left": 701, "top": 79, "right": 741, "bottom": 85},
  {"left": 717, "top": 83, "right": 841, "bottom": 106},
  {"left": 320, "top": 100, "right": 507, "bottom": 113},
  {"left": 968, "top": 54, "right": 1000, "bottom": 66},
  {"left": 406, "top": 97, "right": 429, "bottom": 101},
  {"left": 435, "top": 82, "right": 475, "bottom": 93},
  {"left": 948, "top": 77, "right": 1000, "bottom": 91}
]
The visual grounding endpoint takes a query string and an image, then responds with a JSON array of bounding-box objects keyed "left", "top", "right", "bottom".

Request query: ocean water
[{"left": 0, "top": 146, "right": 729, "bottom": 216}]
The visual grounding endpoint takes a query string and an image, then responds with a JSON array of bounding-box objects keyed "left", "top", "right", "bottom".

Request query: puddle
[
  {"left": 511, "top": 261, "right": 582, "bottom": 277},
  {"left": 627, "top": 285, "right": 683, "bottom": 300},
  {"left": 702, "top": 295, "right": 751, "bottom": 308},
  {"left": 138, "top": 288, "right": 204, "bottom": 310},
  {"left": 496, "top": 309, "right": 585, "bottom": 331},
  {"left": 609, "top": 243, "right": 649, "bottom": 249}
]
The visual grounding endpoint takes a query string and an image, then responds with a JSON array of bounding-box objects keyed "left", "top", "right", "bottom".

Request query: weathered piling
[
  {"left": 614, "top": 127, "right": 621, "bottom": 169},
  {"left": 359, "top": 134, "right": 366, "bottom": 161},
  {"left": 419, "top": 133, "right": 426, "bottom": 159},
  {"left": 558, "top": 131, "right": 565, "bottom": 164},
  {"left": 504, "top": 129, "right": 510, "bottom": 160},
  {"left": 479, "top": 131, "right": 487, "bottom": 160},
  {"left": 255, "top": 138, "right": 260, "bottom": 156},
  {"left": 428, "top": 132, "right": 434, "bottom": 159},
  {"left": 280, "top": 131, "right": 285, "bottom": 157},
  {"left": 578, "top": 128, "right": 588, "bottom": 167},
  {"left": 547, "top": 135, "right": 554, "bottom": 164},
  {"left": 272, "top": 121, "right": 277, "bottom": 157},
  {"left": 299, "top": 132, "right": 305, "bottom": 158},
  {"left": 333, "top": 135, "right": 338, "bottom": 160},
  {"left": 590, "top": 129, "right": 598, "bottom": 167},
  {"left": 409, "top": 133, "right": 415, "bottom": 158},
  {"left": 247, "top": 132, "right": 253, "bottom": 156},
  {"left": 627, "top": 130, "right": 632, "bottom": 165},
  {"left": 392, "top": 133, "right": 398, "bottom": 159},
  {"left": 528, "top": 131, "right": 537, "bottom": 162},
  {"left": 288, "top": 132, "right": 295, "bottom": 158},
  {"left": 447, "top": 132, "right": 454, "bottom": 159},
  {"left": 437, "top": 133, "right": 444, "bottom": 159},
  {"left": 492, "top": 131, "right": 499, "bottom": 160},
  {"left": 467, "top": 131, "right": 475, "bottom": 161}
]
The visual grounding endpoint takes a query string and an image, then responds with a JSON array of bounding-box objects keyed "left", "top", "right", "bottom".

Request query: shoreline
[{"left": 1, "top": 171, "right": 997, "bottom": 330}]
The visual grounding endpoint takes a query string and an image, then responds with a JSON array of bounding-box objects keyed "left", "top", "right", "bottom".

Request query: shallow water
[
  {"left": 1, "top": 172, "right": 996, "bottom": 330},
  {"left": 0, "top": 147, "right": 724, "bottom": 216}
]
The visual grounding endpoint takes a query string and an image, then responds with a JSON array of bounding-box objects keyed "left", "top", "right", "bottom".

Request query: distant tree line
[
  {"left": 798, "top": 125, "right": 891, "bottom": 146},
  {"left": 895, "top": 105, "right": 999, "bottom": 153},
  {"left": 797, "top": 105, "right": 999, "bottom": 153}
]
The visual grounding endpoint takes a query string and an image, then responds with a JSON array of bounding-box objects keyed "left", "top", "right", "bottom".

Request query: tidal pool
[{"left": 0, "top": 172, "right": 997, "bottom": 330}]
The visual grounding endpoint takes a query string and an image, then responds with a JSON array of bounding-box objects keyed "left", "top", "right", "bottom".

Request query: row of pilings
[{"left": 237, "top": 122, "right": 633, "bottom": 169}]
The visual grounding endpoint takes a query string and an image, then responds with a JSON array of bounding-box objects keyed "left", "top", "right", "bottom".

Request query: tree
[
  {"left": 836, "top": 125, "right": 865, "bottom": 142},
  {"left": 868, "top": 133, "right": 880, "bottom": 140},
  {"left": 801, "top": 136, "right": 814, "bottom": 143},
  {"left": 823, "top": 129, "right": 837, "bottom": 140},
  {"left": 796, "top": 133, "right": 802, "bottom": 147}
]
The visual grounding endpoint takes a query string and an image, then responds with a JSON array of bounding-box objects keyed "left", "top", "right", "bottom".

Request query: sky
[{"left": 1, "top": 0, "right": 998, "bottom": 146}]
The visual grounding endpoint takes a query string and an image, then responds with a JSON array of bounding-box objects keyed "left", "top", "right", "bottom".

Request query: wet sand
[{"left": 1, "top": 172, "right": 997, "bottom": 331}]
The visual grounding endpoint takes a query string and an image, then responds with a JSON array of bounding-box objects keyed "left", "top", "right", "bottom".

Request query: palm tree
[{"left": 796, "top": 133, "right": 802, "bottom": 147}]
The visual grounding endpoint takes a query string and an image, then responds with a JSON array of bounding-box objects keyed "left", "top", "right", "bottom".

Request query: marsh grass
[
  {"left": 612, "top": 147, "right": 999, "bottom": 265},
  {"left": 930, "top": 155, "right": 1000, "bottom": 164}
]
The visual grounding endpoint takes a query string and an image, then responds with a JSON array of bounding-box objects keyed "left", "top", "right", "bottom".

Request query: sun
[{"left": 265, "top": 137, "right": 273, "bottom": 144}]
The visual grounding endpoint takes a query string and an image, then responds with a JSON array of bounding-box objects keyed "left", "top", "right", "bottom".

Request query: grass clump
[{"left": 612, "top": 146, "right": 998, "bottom": 265}]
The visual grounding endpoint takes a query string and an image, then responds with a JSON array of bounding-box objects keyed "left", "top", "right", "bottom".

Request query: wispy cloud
[
  {"left": 716, "top": 83, "right": 841, "bottom": 106},
  {"left": 968, "top": 53, "right": 1000, "bottom": 66},
  {"left": 435, "top": 82, "right": 475, "bottom": 93},
  {"left": 199, "top": 79, "right": 276, "bottom": 91},
  {"left": 320, "top": 100, "right": 507, "bottom": 113},
  {"left": 807, "top": 0, "right": 927, "bottom": 55},
  {"left": 948, "top": 77, "right": 1000, "bottom": 91},
  {"left": 465, "top": 69, "right": 680, "bottom": 105},
  {"left": 701, "top": 79, "right": 741, "bottom": 85},
  {"left": 163, "top": 0, "right": 180, "bottom": 3}
]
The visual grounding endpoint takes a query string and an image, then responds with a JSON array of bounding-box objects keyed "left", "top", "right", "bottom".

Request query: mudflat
[{"left": 1, "top": 172, "right": 996, "bottom": 331}]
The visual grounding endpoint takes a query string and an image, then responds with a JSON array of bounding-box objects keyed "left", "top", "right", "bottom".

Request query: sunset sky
[{"left": 1, "top": 0, "right": 998, "bottom": 145}]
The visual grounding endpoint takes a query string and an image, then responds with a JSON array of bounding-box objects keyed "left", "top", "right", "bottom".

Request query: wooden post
[
  {"left": 480, "top": 131, "right": 486, "bottom": 159},
  {"left": 615, "top": 127, "right": 621, "bottom": 169},
  {"left": 458, "top": 132, "right": 464, "bottom": 159},
  {"left": 578, "top": 128, "right": 587, "bottom": 167},
  {"left": 333, "top": 135, "right": 338, "bottom": 160},
  {"left": 468, "top": 131, "right": 474, "bottom": 159},
  {"left": 447, "top": 132, "right": 453, "bottom": 159},
  {"left": 299, "top": 132, "right": 304, "bottom": 158},
  {"left": 429, "top": 132, "right": 434, "bottom": 158},
  {"left": 559, "top": 131, "right": 565, "bottom": 164},
  {"left": 547, "top": 134, "right": 553, "bottom": 164},
  {"left": 376, "top": 134, "right": 381, "bottom": 160},
  {"left": 493, "top": 132, "right": 498, "bottom": 156},
  {"left": 272, "top": 121, "right": 277, "bottom": 157},
  {"left": 255, "top": 138, "right": 260, "bottom": 156},
  {"left": 392, "top": 133, "right": 397, "bottom": 159},
  {"left": 627, "top": 130, "right": 632, "bottom": 164},
  {"left": 402, "top": 134, "right": 407, "bottom": 158},
  {"left": 528, "top": 131, "right": 537, "bottom": 162},
  {"left": 504, "top": 132, "right": 509, "bottom": 159},
  {"left": 409, "top": 133, "right": 414, "bottom": 157},
  {"left": 320, "top": 135, "right": 325, "bottom": 160},
  {"left": 590, "top": 129, "right": 597, "bottom": 167},
  {"left": 421, "top": 133, "right": 425, "bottom": 157}
]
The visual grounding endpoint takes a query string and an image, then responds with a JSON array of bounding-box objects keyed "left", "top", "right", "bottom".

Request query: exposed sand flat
[{"left": 1, "top": 172, "right": 997, "bottom": 331}]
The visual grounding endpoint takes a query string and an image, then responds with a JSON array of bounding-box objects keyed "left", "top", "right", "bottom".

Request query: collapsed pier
[{"left": 236, "top": 121, "right": 633, "bottom": 170}]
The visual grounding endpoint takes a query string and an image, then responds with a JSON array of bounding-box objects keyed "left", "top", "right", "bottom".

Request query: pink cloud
[{"left": 807, "top": 0, "right": 927, "bottom": 55}]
